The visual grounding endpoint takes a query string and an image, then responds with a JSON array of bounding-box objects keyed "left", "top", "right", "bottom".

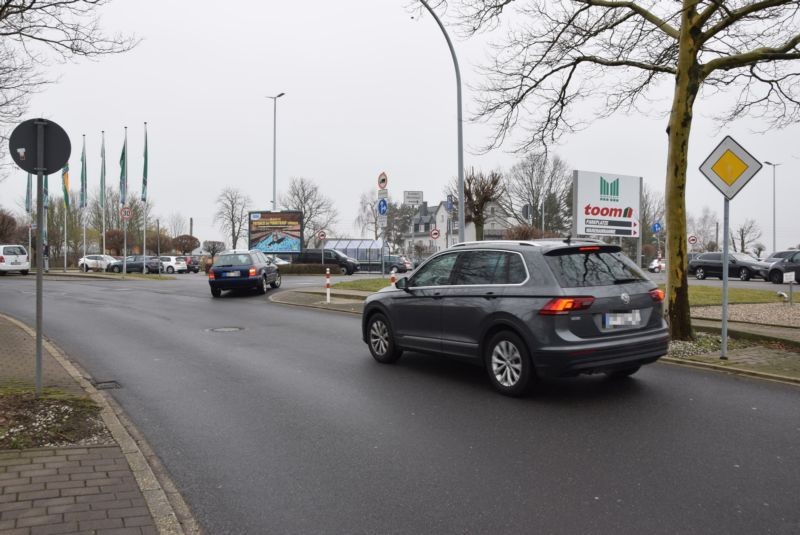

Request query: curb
[
  {"left": 0, "top": 313, "right": 198, "bottom": 535},
  {"left": 661, "top": 356, "right": 800, "bottom": 386},
  {"left": 268, "top": 291, "right": 362, "bottom": 316}
]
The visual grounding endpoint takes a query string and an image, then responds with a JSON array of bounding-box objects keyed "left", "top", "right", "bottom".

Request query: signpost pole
[
  {"left": 721, "top": 198, "right": 730, "bottom": 360},
  {"left": 123, "top": 216, "right": 127, "bottom": 278},
  {"left": 34, "top": 121, "right": 45, "bottom": 397},
  {"left": 63, "top": 207, "right": 67, "bottom": 272},
  {"left": 143, "top": 201, "right": 147, "bottom": 275},
  {"left": 637, "top": 177, "right": 643, "bottom": 268}
]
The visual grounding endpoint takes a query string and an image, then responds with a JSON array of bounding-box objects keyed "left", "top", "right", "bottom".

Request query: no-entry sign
[{"left": 430, "top": 228, "right": 441, "bottom": 240}]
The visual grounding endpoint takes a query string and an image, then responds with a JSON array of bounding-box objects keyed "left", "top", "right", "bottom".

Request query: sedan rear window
[
  {"left": 544, "top": 248, "right": 646, "bottom": 287},
  {"left": 214, "top": 254, "right": 252, "bottom": 266}
]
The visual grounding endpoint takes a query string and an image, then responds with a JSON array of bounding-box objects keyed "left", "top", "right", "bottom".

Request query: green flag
[
  {"left": 62, "top": 164, "right": 70, "bottom": 209},
  {"left": 119, "top": 128, "right": 128, "bottom": 205},
  {"left": 80, "top": 136, "right": 87, "bottom": 209},
  {"left": 141, "top": 123, "right": 148, "bottom": 202}
]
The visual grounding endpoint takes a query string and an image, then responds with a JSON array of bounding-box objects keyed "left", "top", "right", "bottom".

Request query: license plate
[
  {"left": 11, "top": 261, "right": 20, "bottom": 265},
  {"left": 224, "top": 271, "right": 240, "bottom": 277},
  {"left": 605, "top": 309, "right": 641, "bottom": 328}
]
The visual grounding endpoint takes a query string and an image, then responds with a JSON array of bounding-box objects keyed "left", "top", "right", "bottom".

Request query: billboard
[
  {"left": 248, "top": 211, "right": 303, "bottom": 253},
  {"left": 573, "top": 170, "right": 641, "bottom": 237}
]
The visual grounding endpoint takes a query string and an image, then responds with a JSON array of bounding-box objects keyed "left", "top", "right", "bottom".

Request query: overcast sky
[{"left": 1, "top": 0, "right": 797, "bottom": 251}]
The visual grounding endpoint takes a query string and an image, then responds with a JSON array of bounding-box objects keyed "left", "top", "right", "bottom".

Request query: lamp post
[
  {"left": 266, "top": 92, "right": 285, "bottom": 211},
  {"left": 764, "top": 161, "right": 780, "bottom": 253},
  {"left": 418, "top": 1, "right": 465, "bottom": 243}
]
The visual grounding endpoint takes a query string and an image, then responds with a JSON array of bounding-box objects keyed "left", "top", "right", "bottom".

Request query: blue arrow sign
[
  {"left": 652, "top": 222, "right": 662, "bottom": 233},
  {"left": 377, "top": 198, "right": 388, "bottom": 216}
]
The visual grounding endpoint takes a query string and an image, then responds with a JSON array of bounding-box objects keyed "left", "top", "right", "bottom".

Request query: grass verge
[
  {"left": 332, "top": 278, "right": 392, "bottom": 292},
  {"left": 660, "top": 285, "right": 782, "bottom": 306},
  {"left": 0, "top": 385, "right": 110, "bottom": 449}
]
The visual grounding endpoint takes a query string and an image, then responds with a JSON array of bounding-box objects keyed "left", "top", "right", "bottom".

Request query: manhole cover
[{"left": 205, "top": 327, "right": 245, "bottom": 333}]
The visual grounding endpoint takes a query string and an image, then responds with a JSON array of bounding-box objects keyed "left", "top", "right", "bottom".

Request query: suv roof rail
[{"left": 450, "top": 240, "right": 541, "bottom": 248}]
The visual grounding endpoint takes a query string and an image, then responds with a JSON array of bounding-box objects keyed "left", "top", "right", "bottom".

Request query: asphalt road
[{"left": 1, "top": 274, "right": 799, "bottom": 534}]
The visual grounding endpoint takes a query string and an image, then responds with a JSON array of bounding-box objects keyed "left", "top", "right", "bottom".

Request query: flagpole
[
  {"left": 81, "top": 134, "right": 86, "bottom": 266},
  {"left": 141, "top": 122, "right": 148, "bottom": 275},
  {"left": 122, "top": 126, "right": 128, "bottom": 278},
  {"left": 101, "top": 131, "right": 106, "bottom": 255},
  {"left": 63, "top": 205, "right": 67, "bottom": 273},
  {"left": 143, "top": 201, "right": 147, "bottom": 274}
]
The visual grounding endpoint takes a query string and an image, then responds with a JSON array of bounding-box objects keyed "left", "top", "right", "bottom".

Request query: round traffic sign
[
  {"left": 317, "top": 230, "right": 326, "bottom": 241},
  {"left": 120, "top": 206, "right": 132, "bottom": 221},
  {"left": 9, "top": 118, "right": 71, "bottom": 175},
  {"left": 652, "top": 222, "right": 662, "bottom": 233},
  {"left": 378, "top": 172, "right": 388, "bottom": 190},
  {"left": 430, "top": 228, "right": 441, "bottom": 240},
  {"left": 688, "top": 235, "right": 698, "bottom": 245}
]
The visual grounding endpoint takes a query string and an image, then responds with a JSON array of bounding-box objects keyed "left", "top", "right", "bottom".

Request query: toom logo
[
  {"left": 600, "top": 177, "right": 619, "bottom": 202},
  {"left": 583, "top": 204, "right": 634, "bottom": 218}
]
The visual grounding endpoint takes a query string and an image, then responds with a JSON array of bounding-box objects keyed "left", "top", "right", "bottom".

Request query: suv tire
[
  {"left": 367, "top": 313, "right": 402, "bottom": 364},
  {"left": 340, "top": 266, "right": 348, "bottom": 275},
  {"left": 485, "top": 331, "right": 534, "bottom": 397},
  {"left": 739, "top": 268, "right": 750, "bottom": 281},
  {"left": 769, "top": 270, "right": 783, "bottom": 284},
  {"left": 695, "top": 267, "right": 706, "bottom": 280}
]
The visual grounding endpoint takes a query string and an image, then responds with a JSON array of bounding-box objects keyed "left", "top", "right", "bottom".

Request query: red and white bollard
[{"left": 325, "top": 268, "right": 331, "bottom": 304}]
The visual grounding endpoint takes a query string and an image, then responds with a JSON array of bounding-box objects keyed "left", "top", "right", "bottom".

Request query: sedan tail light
[
  {"left": 248, "top": 266, "right": 257, "bottom": 276},
  {"left": 649, "top": 289, "right": 665, "bottom": 302},
  {"left": 208, "top": 271, "right": 215, "bottom": 280},
  {"left": 539, "top": 296, "right": 595, "bottom": 315}
]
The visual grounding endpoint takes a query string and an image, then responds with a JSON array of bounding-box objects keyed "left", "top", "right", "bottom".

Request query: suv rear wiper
[{"left": 613, "top": 278, "right": 641, "bottom": 284}]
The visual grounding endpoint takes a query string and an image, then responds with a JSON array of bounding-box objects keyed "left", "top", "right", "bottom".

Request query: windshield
[{"left": 544, "top": 249, "right": 647, "bottom": 287}]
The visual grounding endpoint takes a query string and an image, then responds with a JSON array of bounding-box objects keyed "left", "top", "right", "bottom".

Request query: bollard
[{"left": 326, "top": 268, "right": 331, "bottom": 304}]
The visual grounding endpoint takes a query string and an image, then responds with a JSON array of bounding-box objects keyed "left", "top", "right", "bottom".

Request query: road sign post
[
  {"left": 699, "top": 136, "right": 762, "bottom": 360},
  {"left": 9, "top": 118, "right": 71, "bottom": 397}
]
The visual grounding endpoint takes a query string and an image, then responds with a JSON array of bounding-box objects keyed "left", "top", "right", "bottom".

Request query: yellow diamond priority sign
[{"left": 699, "top": 136, "right": 762, "bottom": 200}]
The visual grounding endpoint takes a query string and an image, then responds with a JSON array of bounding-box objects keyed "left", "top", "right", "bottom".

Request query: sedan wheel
[
  {"left": 112, "top": 266, "right": 121, "bottom": 273},
  {"left": 367, "top": 313, "right": 402, "bottom": 363},
  {"left": 340, "top": 266, "right": 348, "bottom": 275},
  {"left": 770, "top": 270, "right": 783, "bottom": 284},
  {"left": 210, "top": 287, "right": 221, "bottom": 298},
  {"left": 485, "top": 331, "right": 533, "bottom": 397},
  {"left": 167, "top": 266, "right": 174, "bottom": 274},
  {"left": 270, "top": 272, "right": 281, "bottom": 289},
  {"left": 695, "top": 267, "right": 706, "bottom": 280},
  {"left": 257, "top": 275, "right": 268, "bottom": 295},
  {"left": 82, "top": 264, "right": 89, "bottom": 272},
  {"left": 739, "top": 268, "right": 750, "bottom": 281}
]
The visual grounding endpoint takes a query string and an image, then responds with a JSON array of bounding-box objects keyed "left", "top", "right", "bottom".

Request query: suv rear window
[
  {"left": 544, "top": 247, "right": 646, "bottom": 288},
  {"left": 452, "top": 251, "right": 527, "bottom": 285}
]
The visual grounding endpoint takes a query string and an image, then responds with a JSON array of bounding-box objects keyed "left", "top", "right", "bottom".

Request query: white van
[{"left": 0, "top": 245, "right": 30, "bottom": 275}]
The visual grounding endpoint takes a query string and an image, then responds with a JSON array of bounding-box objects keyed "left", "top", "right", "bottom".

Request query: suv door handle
[
  {"left": 484, "top": 292, "right": 496, "bottom": 299},
  {"left": 433, "top": 292, "right": 443, "bottom": 300}
]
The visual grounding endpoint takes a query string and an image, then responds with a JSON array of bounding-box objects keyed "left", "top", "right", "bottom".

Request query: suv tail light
[
  {"left": 248, "top": 266, "right": 257, "bottom": 276},
  {"left": 649, "top": 289, "right": 665, "bottom": 302},
  {"left": 539, "top": 296, "right": 595, "bottom": 315},
  {"left": 208, "top": 271, "right": 215, "bottom": 280},
  {"left": 0, "top": 256, "right": 4, "bottom": 263}
]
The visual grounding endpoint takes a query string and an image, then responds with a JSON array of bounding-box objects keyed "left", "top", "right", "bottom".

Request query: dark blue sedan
[{"left": 208, "top": 250, "right": 281, "bottom": 298}]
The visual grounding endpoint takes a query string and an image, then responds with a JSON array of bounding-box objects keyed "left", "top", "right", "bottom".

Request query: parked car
[
  {"left": 647, "top": 258, "right": 666, "bottom": 273},
  {"left": 760, "top": 250, "right": 800, "bottom": 284},
  {"left": 208, "top": 249, "right": 281, "bottom": 297},
  {"left": 106, "top": 255, "right": 162, "bottom": 274},
  {"left": 295, "top": 248, "right": 360, "bottom": 275},
  {"left": 688, "top": 252, "right": 765, "bottom": 281},
  {"left": 159, "top": 256, "right": 188, "bottom": 274},
  {"left": 0, "top": 245, "right": 30, "bottom": 275},
  {"left": 179, "top": 255, "right": 201, "bottom": 273},
  {"left": 383, "top": 255, "right": 414, "bottom": 274},
  {"left": 78, "top": 254, "right": 117, "bottom": 272},
  {"left": 362, "top": 240, "right": 669, "bottom": 396}
]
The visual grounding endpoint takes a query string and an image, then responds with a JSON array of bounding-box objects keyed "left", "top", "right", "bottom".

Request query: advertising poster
[
  {"left": 573, "top": 171, "right": 641, "bottom": 237},
  {"left": 248, "top": 211, "right": 303, "bottom": 253}
]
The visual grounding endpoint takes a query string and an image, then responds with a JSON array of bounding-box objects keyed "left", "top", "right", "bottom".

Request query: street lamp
[
  {"left": 418, "top": 1, "right": 465, "bottom": 243},
  {"left": 267, "top": 92, "right": 285, "bottom": 211},
  {"left": 764, "top": 161, "right": 780, "bottom": 253}
]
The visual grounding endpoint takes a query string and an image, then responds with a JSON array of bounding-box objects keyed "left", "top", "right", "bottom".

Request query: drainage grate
[
  {"left": 205, "top": 327, "right": 245, "bottom": 333},
  {"left": 93, "top": 380, "right": 122, "bottom": 390}
]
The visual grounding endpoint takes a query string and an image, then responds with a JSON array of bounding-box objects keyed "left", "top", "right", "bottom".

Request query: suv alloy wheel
[
  {"left": 485, "top": 331, "right": 533, "bottom": 396},
  {"left": 367, "top": 313, "right": 402, "bottom": 363}
]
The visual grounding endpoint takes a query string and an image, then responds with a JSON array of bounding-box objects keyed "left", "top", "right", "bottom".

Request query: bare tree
[
  {"left": 280, "top": 177, "right": 338, "bottom": 248},
  {"left": 443, "top": 1, "right": 800, "bottom": 339},
  {"left": 356, "top": 190, "right": 379, "bottom": 240},
  {"left": 640, "top": 185, "right": 666, "bottom": 258},
  {"left": 752, "top": 242, "right": 766, "bottom": 259},
  {"left": 0, "top": 208, "right": 16, "bottom": 242},
  {"left": 734, "top": 219, "right": 762, "bottom": 255},
  {"left": 166, "top": 212, "right": 186, "bottom": 239},
  {"left": 447, "top": 168, "right": 505, "bottom": 241},
  {"left": 688, "top": 206, "right": 719, "bottom": 252},
  {"left": 214, "top": 188, "right": 251, "bottom": 249},
  {"left": 203, "top": 240, "right": 225, "bottom": 260},
  {"left": 501, "top": 153, "right": 572, "bottom": 233},
  {"left": 0, "top": 1, "right": 136, "bottom": 181}
]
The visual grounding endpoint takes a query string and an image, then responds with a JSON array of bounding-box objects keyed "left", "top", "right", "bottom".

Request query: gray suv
[{"left": 362, "top": 240, "right": 669, "bottom": 396}]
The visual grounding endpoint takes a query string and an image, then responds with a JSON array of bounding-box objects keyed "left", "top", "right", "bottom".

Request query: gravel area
[{"left": 691, "top": 303, "right": 800, "bottom": 328}]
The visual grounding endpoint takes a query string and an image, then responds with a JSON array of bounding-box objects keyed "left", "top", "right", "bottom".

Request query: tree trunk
[{"left": 665, "top": 2, "right": 702, "bottom": 341}]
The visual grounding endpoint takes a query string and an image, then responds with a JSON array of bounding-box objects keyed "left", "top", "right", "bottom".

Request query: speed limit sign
[
  {"left": 317, "top": 230, "right": 326, "bottom": 241},
  {"left": 688, "top": 235, "right": 698, "bottom": 245},
  {"left": 120, "top": 206, "right": 132, "bottom": 221},
  {"left": 430, "top": 228, "right": 441, "bottom": 240}
]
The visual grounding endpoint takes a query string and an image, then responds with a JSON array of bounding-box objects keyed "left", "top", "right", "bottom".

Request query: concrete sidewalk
[
  {"left": 0, "top": 314, "right": 192, "bottom": 535},
  {"left": 271, "top": 287, "right": 800, "bottom": 385}
]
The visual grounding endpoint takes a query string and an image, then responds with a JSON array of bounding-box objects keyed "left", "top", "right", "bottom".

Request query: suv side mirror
[{"left": 395, "top": 277, "right": 410, "bottom": 292}]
